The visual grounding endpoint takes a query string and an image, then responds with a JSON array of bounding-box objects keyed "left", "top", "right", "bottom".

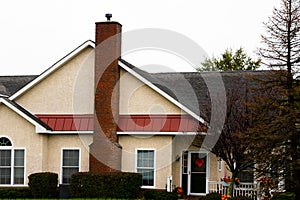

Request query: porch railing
[{"left": 208, "top": 181, "right": 259, "bottom": 200}]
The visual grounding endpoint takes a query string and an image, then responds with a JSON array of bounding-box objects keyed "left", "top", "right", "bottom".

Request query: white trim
[
  {"left": 9, "top": 40, "right": 95, "bottom": 100},
  {"left": 135, "top": 148, "right": 156, "bottom": 189},
  {"left": 12, "top": 148, "right": 26, "bottom": 186},
  {"left": 218, "top": 158, "right": 223, "bottom": 172},
  {"left": 0, "top": 98, "right": 48, "bottom": 132},
  {"left": 185, "top": 150, "right": 210, "bottom": 196},
  {"left": 119, "top": 61, "right": 208, "bottom": 125},
  {"left": 0, "top": 142, "right": 26, "bottom": 186},
  {"left": 117, "top": 131, "right": 206, "bottom": 136},
  {"left": 60, "top": 148, "right": 81, "bottom": 184},
  {"left": 180, "top": 150, "right": 188, "bottom": 191},
  {"left": 38, "top": 131, "right": 93, "bottom": 135}
]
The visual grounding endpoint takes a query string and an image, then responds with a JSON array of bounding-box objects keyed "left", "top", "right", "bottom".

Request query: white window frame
[
  {"left": 60, "top": 148, "right": 81, "bottom": 184},
  {"left": 0, "top": 137, "right": 26, "bottom": 186},
  {"left": 218, "top": 158, "right": 222, "bottom": 172},
  {"left": 135, "top": 148, "right": 156, "bottom": 188}
]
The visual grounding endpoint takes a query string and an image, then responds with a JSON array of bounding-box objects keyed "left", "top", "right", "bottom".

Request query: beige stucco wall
[
  {"left": 0, "top": 105, "right": 46, "bottom": 185},
  {"left": 0, "top": 104, "right": 93, "bottom": 185},
  {"left": 209, "top": 154, "right": 231, "bottom": 182},
  {"left": 120, "top": 69, "right": 184, "bottom": 115},
  {"left": 119, "top": 135, "right": 173, "bottom": 189},
  {"left": 16, "top": 46, "right": 94, "bottom": 114},
  {"left": 47, "top": 134, "right": 92, "bottom": 183}
]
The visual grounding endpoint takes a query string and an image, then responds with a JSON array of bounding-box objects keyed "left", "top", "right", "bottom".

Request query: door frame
[{"left": 181, "top": 150, "right": 210, "bottom": 196}]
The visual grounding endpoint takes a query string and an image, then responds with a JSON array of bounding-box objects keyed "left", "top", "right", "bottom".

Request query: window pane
[
  {"left": 0, "top": 168, "right": 11, "bottom": 184},
  {"left": 239, "top": 170, "right": 254, "bottom": 182},
  {"left": 14, "top": 150, "right": 24, "bottom": 166},
  {"left": 137, "top": 150, "right": 154, "bottom": 168},
  {"left": 0, "top": 137, "right": 12, "bottom": 146},
  {"left": 14, "top": 167, "right": 24, "bottom": 184},
  {"left": 0, "top": 150, "right": 11, "bottom": 166},
  {"left": 62, "top": 149, "right": 79, "bottom": 184},
  {"left": 137, "top": 169, "right": 154, "bottom": 186},
  {"left": 62, "top": 167, "right": 79, "bottom": 184},
  {"left": 239, "top": 166, "right": 254, "bottom": 182},
  {"left": 63, "top": 150, "right": 79, "bottom": 166},
  {"left": 137, "top": 150, "right": 155, "bottom": 186}
]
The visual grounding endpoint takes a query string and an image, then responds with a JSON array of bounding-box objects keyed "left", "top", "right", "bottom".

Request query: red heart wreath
[{"left": 195, "top": 158, "right": 204, "bottom": 168}]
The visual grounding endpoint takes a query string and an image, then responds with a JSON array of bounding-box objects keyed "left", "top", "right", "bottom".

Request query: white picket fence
[{"left": 208, "top": 181, "right": 259, "bottom": 200}]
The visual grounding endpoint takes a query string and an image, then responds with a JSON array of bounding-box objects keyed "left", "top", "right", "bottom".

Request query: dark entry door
[
  {"left": 181, "top": 151, "right": 208, "bottom": 195},
  {"left": 189, "top": 152, "right": 207, "bottom": 194}
]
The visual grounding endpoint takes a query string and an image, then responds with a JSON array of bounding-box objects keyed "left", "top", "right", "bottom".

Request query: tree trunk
[{"left": 228, "top": 173, "right": 236, "bottom": 197}]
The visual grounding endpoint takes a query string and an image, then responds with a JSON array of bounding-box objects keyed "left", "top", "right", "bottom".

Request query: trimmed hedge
[
  {"left": 205, "top": 193, "right": 222, "bottom": 200},
  {"left": 70, "top": 172, "right": 103, "bottom": 198},
  {"left": 28, "top": 172, "right": 58, "bottom": 198},
  {"left": 271, "top": 192, "right": 295, "bottom": 200},
  {"left": 70, "top": 171, "right": 142, "bottom": 199},
  {"left": 143, "top": 190, "right": 178, "bottom": 200},
  {"left": 0, "top": 188, "right": 32, "bottom": 199}
]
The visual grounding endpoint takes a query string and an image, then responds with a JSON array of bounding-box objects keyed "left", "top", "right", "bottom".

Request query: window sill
[
  {"left": 141, "top": 185, "right": 156, "bottom": 189},
  {"left": 0, "top": 184, "right": 27, "bottom": 187}
]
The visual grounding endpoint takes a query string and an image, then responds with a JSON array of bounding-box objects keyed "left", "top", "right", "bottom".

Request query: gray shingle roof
[
  {"left": 152, "top": 71, "right": 269, "bottom": 121},
  {"left": 119, "top": 58, "right": 269, "bottom": 122},
  {"left": 0, "top": 76, "right": 37, "bottom": 97}
]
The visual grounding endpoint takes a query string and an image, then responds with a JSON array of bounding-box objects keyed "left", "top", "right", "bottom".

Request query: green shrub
[
  {"left": 205, "top": 192, "right": 221, "bottom": 200},
  {"left": 70, "top": 171, "right": 142, "bottom": 199},
  {"left": 144, "top": 190, "right": 178, "bottom": 200},
  {"left": 230, "top": 196, "right": 253, "bottom": 200},
  {"left": 0, "top": 188, "right": 32, "bottom": 199},
  {"left": 103, "top": 172, "right": 142, "bottom": 199},
  {"left": 70, "top": 172, "right": 103, "bottom": 198},
  {"left": 28, "top": 172, "right": 58, "bottom": 198},
  {"left": 271, "top": 192, "right": 295, "bottom": 200}
]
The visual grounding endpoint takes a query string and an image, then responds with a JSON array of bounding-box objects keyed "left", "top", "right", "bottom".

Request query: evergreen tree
[{"left": 198, "top": 48, "right": 260, "bottom": 71}]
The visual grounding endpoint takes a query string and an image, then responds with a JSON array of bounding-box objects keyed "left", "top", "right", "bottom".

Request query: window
[
  {"left": 0, "top": 137, "right": 25, "bottom": 185},
  {"left": 136, "top": 149, "right": 155, "bottom": 187},
  {"left": 62, "top": 149, "right": 79, "bottom": 184},
  {"left": 239, "top": 166, "right": 254, "bottom": 183},
  {"left": 218, "top": 158, "right": 222, "bottom": 171}
]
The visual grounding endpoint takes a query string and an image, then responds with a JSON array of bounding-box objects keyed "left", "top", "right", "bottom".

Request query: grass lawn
[{"left": 0, "top": 199, "right": 139, "bottom": 200}]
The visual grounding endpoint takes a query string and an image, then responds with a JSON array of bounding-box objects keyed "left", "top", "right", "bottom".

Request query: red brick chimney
[{"left": 90, "top": 14, "right": 122, "bottom": 172}]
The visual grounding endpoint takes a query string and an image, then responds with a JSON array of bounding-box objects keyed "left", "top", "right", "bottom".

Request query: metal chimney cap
[{"left": 105, "top": 13, "right": 112, "bottom": 21}]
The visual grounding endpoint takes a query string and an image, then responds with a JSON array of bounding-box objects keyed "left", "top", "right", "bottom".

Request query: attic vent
[{"left": 105, "top": 13, "right": 112, "bottom": 21}]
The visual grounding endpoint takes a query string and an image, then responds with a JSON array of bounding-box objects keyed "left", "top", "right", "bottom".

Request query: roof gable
[
  {"left": 9, "top": 40, "right": 95, "bottom": 100},
  {"left": 0, "top": 98, "right": 51, "bottom": 132},
  {"left": 119, "top": 58, "right": 208, "bottom": 125}
]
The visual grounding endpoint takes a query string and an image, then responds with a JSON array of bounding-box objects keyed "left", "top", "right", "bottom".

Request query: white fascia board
[
  {"left": 9, "top": 41, "right": 95, "bottom": 100},
  {"left": 0, "top": 98, "right": 48, "bottom": 132},
  {"left": 38, "top": 130, "right": 93, "bottom": 135},
  {"left": 119, "top": 61, "right": 208, "bottom": 125},
  {"left": 117, "top": 131, "right": 206, "bottom": 136}
]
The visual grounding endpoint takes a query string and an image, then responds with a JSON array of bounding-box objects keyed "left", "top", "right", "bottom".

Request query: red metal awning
[
  {"left": 36, "top": 114, "right": 94, "bottom": 131},
  {"left": 117, "top": 115, "right": 206, "bottom": 132},
  {"left": 35, "top": 114, "right": 206, "bottom": 132}
]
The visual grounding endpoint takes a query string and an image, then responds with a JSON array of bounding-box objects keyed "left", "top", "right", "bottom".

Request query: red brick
[{"left": 90, "top": 20, "right": 122, "bottom": 173}]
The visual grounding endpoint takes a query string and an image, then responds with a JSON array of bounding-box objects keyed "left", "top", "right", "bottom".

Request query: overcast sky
[{"left": 0, "top": 0, "right": 281, "bottom": 75}]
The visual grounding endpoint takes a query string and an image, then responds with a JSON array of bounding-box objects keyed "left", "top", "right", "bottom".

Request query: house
[{"left": 0, "top": 16, "right": 260, "bottom": 196}]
